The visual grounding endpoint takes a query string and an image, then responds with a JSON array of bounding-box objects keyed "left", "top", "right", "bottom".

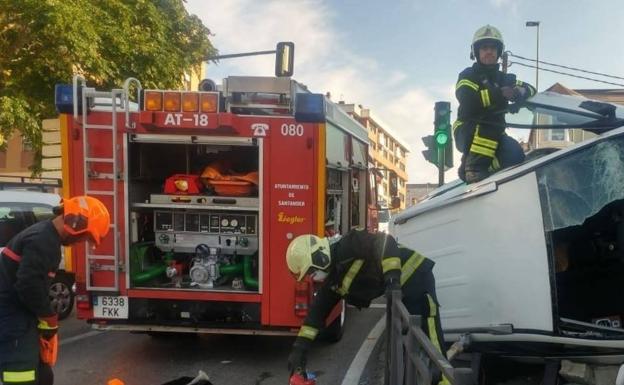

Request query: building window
[
  {"left": 22, "top": 137, "right": 34, "bottom": 152},
  {"left": 547, "top": 129, "right": 566, "bottom": 141}
]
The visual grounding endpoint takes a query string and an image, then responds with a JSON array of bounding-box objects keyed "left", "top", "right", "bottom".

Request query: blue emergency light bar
[
  {"left": 54, "top": 84, "right": 75, "bottom": 114},
  {"left": 295, "top": 93, "right": 326, "bottom": 123}
]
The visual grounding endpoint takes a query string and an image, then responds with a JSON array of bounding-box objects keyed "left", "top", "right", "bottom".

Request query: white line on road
[
  {"left": 60, "top": 330, "right": 105, "bottom": 346},
  {"left": 340, "top": 314, "right": 385, "bottom": 385}
]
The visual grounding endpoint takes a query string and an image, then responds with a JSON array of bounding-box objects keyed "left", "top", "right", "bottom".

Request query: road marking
[
  {"left": 340, "top": 314, "right": 385, "bottom": 385},
  {"left": 60, "top": 330, "right": 104, "bottom": 346}
]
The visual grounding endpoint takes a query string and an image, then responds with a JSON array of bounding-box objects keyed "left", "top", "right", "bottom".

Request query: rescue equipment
[{"left": 164, "top": 174, "right": 203, "bottom": 195}]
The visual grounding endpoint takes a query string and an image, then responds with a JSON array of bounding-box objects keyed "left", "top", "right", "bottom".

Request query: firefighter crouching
[
  {"left": 0, "top": 196, "right": 110, "bottom": 385},
  {"left": 454, "top": 24, "right": 536, "bottom": 183},
  {"left": 285, "top": 229, "right": 446, "bottom": 382}
]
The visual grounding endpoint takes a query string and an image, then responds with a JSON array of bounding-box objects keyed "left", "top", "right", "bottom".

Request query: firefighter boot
[
  {"left": 464, "top": 169, "right": 490, "bottom": 183},
  {"left": 463, "top": 153, "right": 492, "bottom": 184}
]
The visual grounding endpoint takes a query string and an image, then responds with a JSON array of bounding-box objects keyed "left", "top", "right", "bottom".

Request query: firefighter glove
[
  {"left": 508, "top": 102, "right": 522, "bottom": 114},
  {"left": 38, "top": 314, "right": 59, "bottom": 340},
  {"left": 288, "top": 343, "right": 309, "bottom": 375},
  {"left": 500, "top": 86, "right": 515, "bottom": 101},
  {"left": 513, "top": 86, "right": 527, "bottom": 100}
]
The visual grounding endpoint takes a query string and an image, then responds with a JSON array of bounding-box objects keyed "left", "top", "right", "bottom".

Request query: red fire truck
[{"left": 54, "top": 71, "right": 392, "bottom": 338}]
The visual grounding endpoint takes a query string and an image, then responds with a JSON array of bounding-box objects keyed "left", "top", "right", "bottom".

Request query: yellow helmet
[
  {"left": 286, "top": 234, "right": 331, "bottom": 281},
  {"left": 471, "top": 25, "right": 505, "bottom": 60}
]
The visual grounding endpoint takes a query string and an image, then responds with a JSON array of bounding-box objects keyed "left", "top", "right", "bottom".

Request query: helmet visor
[{"left": 310, "top": 248, "right": 330, "bottom": 271}]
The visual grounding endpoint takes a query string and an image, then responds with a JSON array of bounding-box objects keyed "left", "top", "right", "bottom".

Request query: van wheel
[
  {"left": 49, "top": 273, "right": 75, "bottom": 320},
  {"left": 320, "top": 301, "right": 346, "bottom": 342}
]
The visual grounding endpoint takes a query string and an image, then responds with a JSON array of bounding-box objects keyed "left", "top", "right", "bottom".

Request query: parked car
[{"left": 0, "top": 190, "right": 75, "bottom": 319}]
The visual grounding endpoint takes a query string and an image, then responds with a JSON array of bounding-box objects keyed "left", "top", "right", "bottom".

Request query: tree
[{"left": 0, "top": 0, "right": 217, "bottom": 173}]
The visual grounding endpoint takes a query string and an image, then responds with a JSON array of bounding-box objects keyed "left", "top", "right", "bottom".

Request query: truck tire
[
  {"left": 49, "top": 272, "right": 75, "bottom": 320},
  {"left": 320, "top": 300, "right": 346, "bottom": 342}
]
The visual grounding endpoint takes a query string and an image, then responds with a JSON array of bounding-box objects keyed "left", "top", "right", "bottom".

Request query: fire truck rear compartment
[
  {"left": 552, "top": 199, "right": 624, "bottom": 332},
  {"left": 127, "top": 141, "right": 260, "bottom": 292}
]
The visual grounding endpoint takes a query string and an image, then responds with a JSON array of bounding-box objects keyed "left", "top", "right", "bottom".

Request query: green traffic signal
[
  {"left": 435, "top": 131, "right": 449, "bottom": 146},
  {"left": 433, "top": 101, "right": 454, "bottom": 169}
]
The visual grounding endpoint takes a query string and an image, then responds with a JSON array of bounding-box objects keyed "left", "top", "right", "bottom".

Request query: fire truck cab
[{"left": 55, "top": 72, "right": 386, "bottom": 337}]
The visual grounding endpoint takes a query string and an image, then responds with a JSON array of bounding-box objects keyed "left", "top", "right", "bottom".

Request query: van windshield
[{"left": 536, "top": 133, "right": 624, "bottom": 232}]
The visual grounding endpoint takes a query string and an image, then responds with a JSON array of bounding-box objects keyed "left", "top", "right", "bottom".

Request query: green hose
[
  {"left": 219, "top": 262, "right": 244, "bottom": 276},
  {"left": 131, "top": 264, "right": 167, "bottom": 284},
  {"left": 130, "top": 246, "right": 173, "bottom": 284},
  {"left": 243, "top": 254, "right": 258, "bottom": 289}
]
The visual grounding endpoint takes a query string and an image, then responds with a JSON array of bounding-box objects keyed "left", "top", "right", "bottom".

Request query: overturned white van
[{"left": 392, "top": 92, "right": 624, "bottom": 383}]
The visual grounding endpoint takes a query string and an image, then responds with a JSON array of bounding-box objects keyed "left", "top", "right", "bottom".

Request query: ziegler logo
[
  {"left": 251, "top": 123, "right": 269, "bottom": 137},
  {"left": 277, "top": 212, "right": 305, "bottom": 225}
]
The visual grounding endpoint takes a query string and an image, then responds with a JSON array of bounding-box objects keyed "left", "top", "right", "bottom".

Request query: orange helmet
[{"left": 62, "top": 196, "right": 110, "bottom": 245}]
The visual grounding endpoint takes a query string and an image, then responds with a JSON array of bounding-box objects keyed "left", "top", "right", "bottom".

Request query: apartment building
[
  {"left": 338, "top": 102, "right": 410, "bottom": 209},
  {"left": 0, "top": 132, "right": 36, "bottom": 177}
]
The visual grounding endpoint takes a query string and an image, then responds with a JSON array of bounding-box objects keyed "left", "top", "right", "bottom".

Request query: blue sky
[{"left": 185, "top": 0, "right": 624, "bottom": 182}]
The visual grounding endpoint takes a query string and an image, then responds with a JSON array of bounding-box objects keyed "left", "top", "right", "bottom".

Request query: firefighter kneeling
[
  {"left": 0, "top": 196, "right": 110, "bottom": 385},
  {"left": 285, "top": 229, "right": 446, "bottom": 384}
]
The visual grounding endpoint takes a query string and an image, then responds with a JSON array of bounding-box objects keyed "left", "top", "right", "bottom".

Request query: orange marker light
[
  {"left": 200, "top": 93, "right": 218, "bottom": 113},
  {"left": 163, "top": 92, "right": 181, "bottom": 112},
  {"left": 144, "top": 91, "right": 162, "bottom": 111},
  {"left": 182, "top": 92, "right": 199, "bottom": 112}
]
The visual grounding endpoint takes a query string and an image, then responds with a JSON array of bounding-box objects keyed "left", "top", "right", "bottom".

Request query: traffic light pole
[{"left": 437, "top": 147, "right": 445, "bottom": 186}]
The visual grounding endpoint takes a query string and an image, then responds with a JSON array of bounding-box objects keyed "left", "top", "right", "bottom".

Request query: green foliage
[{"left": 0, "top": 0, "right": 216, "bottom": 174}]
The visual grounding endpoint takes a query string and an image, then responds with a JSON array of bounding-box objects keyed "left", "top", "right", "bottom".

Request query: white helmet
[
  {"left": 286, "top": 234, "right": 331, "bottom": 281},
  {"left": 471, "top": 24, "right": 505, "bottom": 61}
]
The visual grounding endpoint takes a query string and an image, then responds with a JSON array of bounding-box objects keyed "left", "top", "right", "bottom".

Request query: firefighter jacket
[
  {"left": 0, "top": 220, "right": 61, "bottom": 341},
  {"left": 293, "top": 229, "right": 434, "bottom": 347},
  {"left": 453, "top": 62, "right": 536, "bottom": 161}
]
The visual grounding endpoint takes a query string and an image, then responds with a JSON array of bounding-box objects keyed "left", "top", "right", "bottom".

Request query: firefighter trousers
[
  {"left": 0, "top": 325, "right": 53, "bottom": 385},
  {"left": 401, "top": 270, "right": 446, "bottom": 358},
  {"left": 455, "top": 122, "right": 525, "bottom": 182}
]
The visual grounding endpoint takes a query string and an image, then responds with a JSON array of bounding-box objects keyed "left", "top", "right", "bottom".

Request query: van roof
[{"left": 0, "top": 190, "right": 61, "bottom": 206}]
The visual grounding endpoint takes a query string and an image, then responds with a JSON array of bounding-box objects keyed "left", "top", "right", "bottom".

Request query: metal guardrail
[{"left": 385, "top": 290, "right": 473, "bottom": 385}]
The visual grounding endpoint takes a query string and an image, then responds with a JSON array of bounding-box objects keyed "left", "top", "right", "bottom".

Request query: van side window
[{"left": 0, "top": 203, "right": 54, "bottom": 247}]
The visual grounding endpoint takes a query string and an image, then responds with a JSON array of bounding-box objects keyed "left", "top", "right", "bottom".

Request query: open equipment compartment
[{"left": 126, "top": 138, "right": 261, "bottom": 293}]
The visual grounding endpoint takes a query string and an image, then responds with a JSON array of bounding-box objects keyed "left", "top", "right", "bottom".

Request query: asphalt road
[{"left": 55, "top": 305, "right": 386, "bottom": 385}]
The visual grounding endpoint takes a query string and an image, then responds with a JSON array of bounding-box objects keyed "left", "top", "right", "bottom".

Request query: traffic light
[
  {"left": 421, "top": 135, "right": 438, "bottom": 165},
  {"left": 434, "top": 101, "right": 453, "bottom": 169},
  {"left": 275, "top": 42, "right": 295, "bottom": 77}
]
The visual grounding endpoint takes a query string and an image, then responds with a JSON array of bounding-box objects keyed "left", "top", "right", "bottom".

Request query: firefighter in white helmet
[
  {"left": 285, "top": 229, "right": 445, "bottom": 382},
  {"left": 454, "top": 25, "right": 536, "bottom": 183}
]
